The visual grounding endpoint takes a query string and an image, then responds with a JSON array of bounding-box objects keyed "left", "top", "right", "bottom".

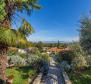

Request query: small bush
[
  {"left": 41, "top": 53, "right": 50, "bottom": 62},
  {"left": 8, "top": 55, "right": 26, "bottom": 66},
  {"left": 28, "top": 70, "right": 37, "bottom": 77},
  {"left": 60, "top": 61, "right": 71, "bottom": 72},
  {"left": 8, "top": 49, "right": 17, "bottom": 56},
  {"left": 59, "top": 43, "right": 88, "bottom": 71},
  {"left": 60, "top": 50, "right": 74, "bottom": 64},
  {"left": 18, "top": 53, "right": 27, "bottom": 59}
]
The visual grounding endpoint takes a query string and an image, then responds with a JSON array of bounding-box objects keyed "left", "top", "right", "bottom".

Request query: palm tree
[
  {"left": 17, "top": 19, "right": 35, "bottom": 48},
  {"left": 0, "top": 0, "right": 41, "bottom": 28},
  {"left": 0, "top": 0, "right": 40, "bottom": 81},
  {"left": 0, "top": 28, "right": 18, "bottom": 80}
]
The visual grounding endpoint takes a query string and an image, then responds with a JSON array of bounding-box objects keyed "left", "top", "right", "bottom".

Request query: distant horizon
[
  {"left": 28, "top": 36, "right": 79, "bottom": 42},
  {"left": 30, "top": 40, "right": 79, "bottom": 43}
]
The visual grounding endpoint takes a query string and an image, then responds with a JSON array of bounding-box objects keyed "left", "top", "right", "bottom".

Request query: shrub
[
  {"left": 69, "top": 43, "right": 87, "bottom": 70},
  {"left": 60, "top": 50, "right": 74, "bottom": 64},
  {"left": 28, "top": 70, "right": 37, "bottom": 77},
  {"left": 41, "top": 53, "right": 50, "bottom": 62},
  {"left": 18, "top": 53, "right": 27, "bottom": 59},
  {"left": 28, "top": 47, "right": 40, "bottom": 55},
  {"left": 85, "top": 55, "right": 91, "bottom": 67},
  {"left": 60, "top": 61, "right": 71, "bottom": 72},
  {"left": 27, "top": 54, "right": 41, "bottom": 64},
  {"left": 7, "top": 48, "right": 17, "bottom": 56},
  {"left": 80, "top": 17, "right": 91, "bottom": 55},
  {"left": 72, "top": 56, "right": 87, "bottom": 70},
  {"left": 59, "top": 43, "right": 88, "bottom": 71},
  {"left": 8, "top": 55, "right": 26, "bottom": 66}
]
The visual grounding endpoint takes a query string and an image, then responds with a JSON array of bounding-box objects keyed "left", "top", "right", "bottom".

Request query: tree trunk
[
  {"left": 0, "top": 55, "right": 8, "bottom": 81},
  {"left": 0, "top": 46, "right": 8, "bottom": 81}
]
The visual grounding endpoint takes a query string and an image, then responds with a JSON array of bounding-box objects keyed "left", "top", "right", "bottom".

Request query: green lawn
[
  {"left": 6, "top": 67, "right": 37, "bottom": 84},
  {"left": 68, "top": 70, "right": 91, "bottom": 84}
]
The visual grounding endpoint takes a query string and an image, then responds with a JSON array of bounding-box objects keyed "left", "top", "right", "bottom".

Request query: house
[
  {"left": 47, "top": 47, "right": 65, "bottom": 54},
  {"left": 43, "top": 47, "right": 49, "bottom": 52},
  {"left": 18, "top": 49, "right": 27, "bottom": 54}
]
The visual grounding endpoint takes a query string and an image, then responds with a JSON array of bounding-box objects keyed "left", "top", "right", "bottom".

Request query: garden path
[{"left": 40, "top": 56, "right": 65, "bottom": 84}]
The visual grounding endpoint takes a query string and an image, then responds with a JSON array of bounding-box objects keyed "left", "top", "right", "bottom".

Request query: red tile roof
[{"left": 47, "top": 47, "right": 65, "bottom": 53}]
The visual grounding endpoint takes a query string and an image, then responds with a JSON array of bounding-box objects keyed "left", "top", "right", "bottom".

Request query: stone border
[
  {"left": 32, "top": 73, "right": 42, "bottom": 84},
  {"left": 59, "top": 65, "right": 72, "bottom": 84},
  {"left": 62, "top": 71, "right": 72, "bottom": 84}
]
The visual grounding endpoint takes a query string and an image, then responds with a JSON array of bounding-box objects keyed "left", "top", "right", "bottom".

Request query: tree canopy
[
  {"left": 0, "top": 0, "right": 40, "bottom": 47},
  {"left": 0, "top": 0, "right": 41, "bottom": 28},
  {"left": 80, "top": 17, "right": 91, "bottom": 54},
  {"left": 0, "top": 0, "right": 41, "bottom": 81}
]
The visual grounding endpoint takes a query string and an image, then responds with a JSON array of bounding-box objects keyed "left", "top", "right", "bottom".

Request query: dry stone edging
[
  {"left": 59, "top": 65, "right": 72, "bottom": 84},
  {"left": 32, "top": 73, "right": 42, "bottom": 84},
  {"left": 62, "top": 71, "right": 72, "bottom": 84}
]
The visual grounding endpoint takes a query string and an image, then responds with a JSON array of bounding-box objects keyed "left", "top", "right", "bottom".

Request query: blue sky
[{"left": 14, "top": 0, "right": 91, "bottom": 42}]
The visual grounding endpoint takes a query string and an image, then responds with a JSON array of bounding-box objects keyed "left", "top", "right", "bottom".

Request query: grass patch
[
  {"left": 68, "top": 70, "right": 91, "bottom": 84},
  {"left": 6, "top": 67, "right": 37, "bottom": 84}
]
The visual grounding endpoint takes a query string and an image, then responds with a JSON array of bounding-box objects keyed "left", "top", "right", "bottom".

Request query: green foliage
[
  {"left": 0, "top": 0, "right": 41, "bottom": 23},
  {"left": 8, "top": 55, "right": 26, "bottom": 66},
  {"left": 59, "top": 42, "right": 88, "bottom": 71},
  {"left": 7, "top": 49, "right": 17, "bottom": 56},
  {"left": 35, "top": 41, "right": 44, "bottom": 52},
  {"left": 32, "top": 41, "right": 68, "bottom": 48},
  {"left": 80, "top": 17, "right": 91, "bottom": 54},
  {"left": 69, "top": 43, "right": 87, "bottom": 70},
  {"left": 60, "top": 50, "right": 74, "bottom": 64},
  {"left": 68, "top": 70, "right": 91, "bottom": 84},
  {"left": 41, "top": 53, "right": 50, "bottom": 62},
  {"left": 29, "top": 47, "right": 40, "bottom": 55},
  {"left": 0, "top": 0, "right": 41, "bottom": 81},
  {"left": 6, "top": 67, "right": 37, "bottom": 84},
  {"left": 60, "top": 61, "right": 71, "bottom": 72},
  {"left": 0, "top": 0, "right": 40, "bottom": 48},
  {"left": 0, "top": 28, "right": 28, "bottom": 47},
  {"left": 28, "top": 69, "right": 37, "bottom": 77},
  {"left": 6, "top": 68, "right": 26, "bottom": 84},
  {"left": 18, "top": 19, "right": 35, "bottom": 37},
  {"left": 0, "top": 28, "right": 17, "bottom": 46},
  {"left": 0, "top": 1, "right": 6, "bottom": 21},
  {"left": 85, "top": 55, "right": 91, "bottom": 67},
  {"left": 18, "top": 53, "right": 27, "bottom": 58}
]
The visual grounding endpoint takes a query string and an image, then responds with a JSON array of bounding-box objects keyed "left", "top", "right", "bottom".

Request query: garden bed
[
  {"left": 6, "top": 67, "right": 37, "bottom": 84},
  {"left": 68, "top": 70, "right": 91, "bottom": 84}
]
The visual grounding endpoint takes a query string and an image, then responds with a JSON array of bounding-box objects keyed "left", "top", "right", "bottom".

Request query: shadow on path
[{"left": 41, "top": 57, "right": 65, "bottom": 84}]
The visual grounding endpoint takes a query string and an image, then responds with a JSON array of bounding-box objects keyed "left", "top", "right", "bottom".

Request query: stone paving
[
  {"left": 32, "top": 56, "right": 64, "bottom": 84},
  {"left": 40, "top": 57, "right": 65, "bottom": 84}
]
